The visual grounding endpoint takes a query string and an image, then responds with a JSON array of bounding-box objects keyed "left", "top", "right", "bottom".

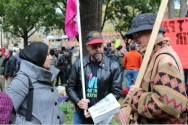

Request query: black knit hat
[
  {"left": 19, "top": 42, "right": 48, "bottom": 67},
  {"left": 126, "top": 13, "right": 166, "bottom": 39}
]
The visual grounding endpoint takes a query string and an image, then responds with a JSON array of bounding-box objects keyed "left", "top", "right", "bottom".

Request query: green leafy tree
[
  {"left": 0, "top": 0, "right": 65, "bottom": 47},
  {"left": 102, "top": 0, "right": 160, "bottom": 42}
]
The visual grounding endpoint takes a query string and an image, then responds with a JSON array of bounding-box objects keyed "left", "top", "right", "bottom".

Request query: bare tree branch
[
  {"left": 101, "top": 0, "right": 111, "bottom": 31},
  {"left": 28, "top": 27, "right": 40, "bottom": 38}
]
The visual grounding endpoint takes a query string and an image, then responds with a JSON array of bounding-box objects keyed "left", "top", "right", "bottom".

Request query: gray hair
[{"left": 129, "top": 43, "right": 136, "bottom": 50}]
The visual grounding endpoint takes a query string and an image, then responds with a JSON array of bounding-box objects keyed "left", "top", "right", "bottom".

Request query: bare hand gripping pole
[
  {"left": 121, "top": 0, "right": 169, "bottom": 124},
  {"left": 76, "top": 0, "right": 87, "bottom": 115}
]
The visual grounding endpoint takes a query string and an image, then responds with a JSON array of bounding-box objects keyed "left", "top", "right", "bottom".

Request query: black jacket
[
  {"left": 2, "top": 55, "right": 17, "bottom": 77},
  {"left": 66, "top": 54, "right": 122, "bottom": 119}
]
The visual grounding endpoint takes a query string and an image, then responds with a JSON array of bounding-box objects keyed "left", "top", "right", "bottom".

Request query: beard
[{"left": 91, "top": 53, "right": 102, "bottom": 62}]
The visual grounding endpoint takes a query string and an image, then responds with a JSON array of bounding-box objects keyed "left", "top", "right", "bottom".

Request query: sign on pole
[{"left": 161, "top": 17, "right": 188, "bottom": 68}]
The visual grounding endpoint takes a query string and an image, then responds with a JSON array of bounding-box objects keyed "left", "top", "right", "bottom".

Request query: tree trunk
[
  {"left": 179, "top": 0, "right": 188, "bottom": 17},
  {"left": 22, "top": 32, "right": 28, "bottom": 48},
  {"left": 168, "top": 0, "right": 175, "bottom": 18},
  {"left": 80, "top": 0, "right": 102, "bottom": 56}
]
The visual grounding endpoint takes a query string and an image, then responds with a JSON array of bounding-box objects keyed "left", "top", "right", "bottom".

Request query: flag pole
[{"left": 76, "top": 0, "right": 87, "bottom": 115}]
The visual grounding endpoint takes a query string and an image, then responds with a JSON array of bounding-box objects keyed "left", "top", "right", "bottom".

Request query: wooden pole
[
  {"left": 135, "top": 0, "right": 169, "bottom": 88},
  {"left": 124, "top": 0, "right": 169, "bottom": 123}
]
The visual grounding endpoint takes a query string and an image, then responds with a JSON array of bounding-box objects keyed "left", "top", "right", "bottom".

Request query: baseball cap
[{"left": 86, "top": 31, "right": 105, "bottom": 45}]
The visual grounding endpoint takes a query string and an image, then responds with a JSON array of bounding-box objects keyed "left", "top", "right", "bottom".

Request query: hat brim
[
  {"left": 126, "top": 25, "right": 166, "bottom": 39},
  {"left": 86, "top": 39, "right": 105, "bottom": 45}
]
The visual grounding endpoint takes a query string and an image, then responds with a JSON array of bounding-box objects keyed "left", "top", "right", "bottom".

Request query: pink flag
[
  {"left": 43, "top": 38, "right": 49, "bottom": 46},
  {"left": 65, "top": 0, "right": 78, "bottom": 38}
]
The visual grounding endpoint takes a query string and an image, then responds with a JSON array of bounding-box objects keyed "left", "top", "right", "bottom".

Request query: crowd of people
[{"left": 0, "top": 12, "right": 187, "bottom": 124}]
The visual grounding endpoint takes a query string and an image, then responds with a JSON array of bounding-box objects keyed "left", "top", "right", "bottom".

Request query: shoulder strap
[
  {"left": 22, "top": 73, "right": 34, "bottom": 122},
  {"left": 150, "top": 52, "right": 180, "bottom": 79},
  {"left": 149, "top": 52, "right": 180, "bottom": 92},
  {"left": 11, "top": 72, "right": 34, "bottom": 122},
  {"left": 149, "top": 52, "right": 188, "bottom": 111}
]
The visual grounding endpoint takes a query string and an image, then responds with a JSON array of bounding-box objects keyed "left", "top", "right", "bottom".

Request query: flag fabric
[
  {"left": 43, "top": 38, "right": 49, "bottom": 46},
  {"left": 65, "top": 0, "right": 78, "bottom": 38}
]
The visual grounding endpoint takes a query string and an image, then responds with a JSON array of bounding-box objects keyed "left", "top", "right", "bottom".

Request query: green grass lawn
[{"left": 59, "top": 98, "right": 124, "bottom": 124}]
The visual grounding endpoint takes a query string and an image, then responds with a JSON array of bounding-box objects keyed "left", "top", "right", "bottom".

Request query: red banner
[{"left": 161, "top": 17, "right": 188, "bottom": 69}]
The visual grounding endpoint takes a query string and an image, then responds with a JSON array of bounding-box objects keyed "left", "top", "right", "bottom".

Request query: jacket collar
[
  {"left": 19, "top": 60, "right": 59, "bottom": 83},
  {"left": 83, "top": 54, "right": 108, "bottom": 71}
]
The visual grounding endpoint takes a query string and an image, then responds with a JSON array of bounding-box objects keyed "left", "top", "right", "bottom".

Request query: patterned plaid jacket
[{"left": 129, "top": 39, "right": 187, "bottom": 124}]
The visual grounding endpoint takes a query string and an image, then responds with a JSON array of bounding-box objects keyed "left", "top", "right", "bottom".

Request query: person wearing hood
[{"left": 6, "top": 42, "right": 64, "bottom": 124}]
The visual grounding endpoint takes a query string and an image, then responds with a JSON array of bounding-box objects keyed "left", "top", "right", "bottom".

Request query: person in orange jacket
[{"left": 122, "top": 42, "right": 142, "bottom": 92}]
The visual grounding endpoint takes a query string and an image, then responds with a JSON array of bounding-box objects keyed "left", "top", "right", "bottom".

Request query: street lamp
[{"left": 0, "top": 24, "right": 2, "bottom": 48}]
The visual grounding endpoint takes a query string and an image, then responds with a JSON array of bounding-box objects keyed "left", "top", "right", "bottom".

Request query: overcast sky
[{"left": 175, "top": 0, "right": 188, "bottom": 9}]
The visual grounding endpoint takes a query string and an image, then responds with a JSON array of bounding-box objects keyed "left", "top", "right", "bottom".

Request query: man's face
[
  {"left": 132, "top": 31, "right": 151, "bottom": 50},
  {"left": 87, "top": 43, "right": 104, "bottom": 62},
  {"left": 4, "top": 50, "right": 10, "bottom": 58}
]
